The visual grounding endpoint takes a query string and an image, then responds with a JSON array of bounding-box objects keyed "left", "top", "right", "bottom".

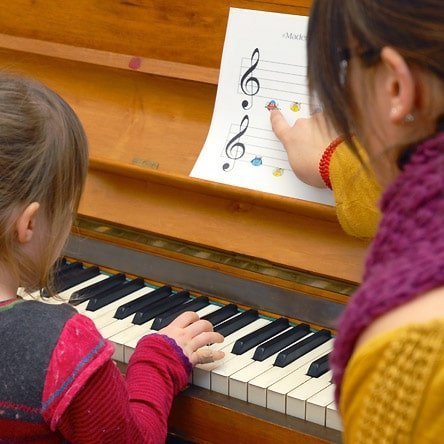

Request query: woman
[{"left": 277, "top": 0, "right": 444, "bottom": 441}]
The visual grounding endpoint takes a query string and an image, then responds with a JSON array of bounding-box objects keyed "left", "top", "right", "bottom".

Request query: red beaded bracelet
[{"left": 318, "top": 137, "right": 344, "bottom": 189}]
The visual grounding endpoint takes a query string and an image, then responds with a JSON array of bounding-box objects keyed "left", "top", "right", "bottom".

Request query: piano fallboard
[{"left": 67, "top": 217, "right": 355, "bottom": 331}]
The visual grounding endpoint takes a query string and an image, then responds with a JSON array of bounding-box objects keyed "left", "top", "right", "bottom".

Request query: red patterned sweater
[{"left": 0, "top": 298, "right": 192, "bottom": 443}]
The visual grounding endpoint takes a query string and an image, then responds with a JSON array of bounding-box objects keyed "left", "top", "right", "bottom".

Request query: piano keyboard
[{"left": 23, "top": 260, "right": 343, "bottom": 432}]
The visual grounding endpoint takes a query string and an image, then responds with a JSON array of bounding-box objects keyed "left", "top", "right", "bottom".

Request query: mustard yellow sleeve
[
  {"left": 340, "top": 321, "right": 444, "bottom": 443},
  {"left": 329, "top": 141, "right": 381, "bottom": 239}
]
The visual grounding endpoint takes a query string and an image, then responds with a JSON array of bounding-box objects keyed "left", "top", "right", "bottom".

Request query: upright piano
[{"left": 0, "top": 1, "right": 369, "bottom": 442}]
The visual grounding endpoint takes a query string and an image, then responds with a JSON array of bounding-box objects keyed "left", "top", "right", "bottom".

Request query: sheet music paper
[{"left": 190, "top": 8, "right": 334, "bottom": 206}]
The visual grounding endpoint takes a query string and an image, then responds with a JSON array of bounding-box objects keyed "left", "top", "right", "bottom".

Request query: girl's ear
[
  {"left": 16, "top": 202, "right": 40, "bottom": 244},
  {"left": 381, "top": 47, "right": 416, "bottom": 124}
]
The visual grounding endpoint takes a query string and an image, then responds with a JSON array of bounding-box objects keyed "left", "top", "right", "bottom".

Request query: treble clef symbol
[
  {"left": 222, "top": 115, "right": 249, "bottom": 172},
  {"left": 240, "top": 48, "right": 260, "bottom": 110}
]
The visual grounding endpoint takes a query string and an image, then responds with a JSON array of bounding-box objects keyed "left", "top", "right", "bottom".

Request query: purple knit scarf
[{"left": 331, "top": 131, "right": 444, "bottom": 403}]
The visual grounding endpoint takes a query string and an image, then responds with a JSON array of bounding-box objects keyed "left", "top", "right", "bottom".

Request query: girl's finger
[
  {"left": 191, "top": 331, "right": 224, "bottom": 350},
  {"left": 191, "top": 347, "right": 225, "bottom": 366},
  {"left": 185, "top": 319, "right": 214, "bottom": 338},
  {"left": 168, "top": 311, "right": 199, "bottom": 328}
]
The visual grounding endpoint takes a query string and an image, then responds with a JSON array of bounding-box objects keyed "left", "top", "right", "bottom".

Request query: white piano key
[
  {"left": 99, "top": 316, "right": 138, "bottom": 340},
  {"left": 109, "top": 320, "right": 155, "bottom": 362},
  {"left": 125, "top": 336, "right": 140, "bottom": 363},
  {"left": 20, "top": 291, "right": 47, "bottom": 302},
  {"left": 121, "top": 303, "right": 220, "bottom": 364},
  {"left": 283, "top": 370, "right": 332, "bottom": 418},
  {"left": 17, "top": 287, "right": 27, "bottom": 298},
  {"left": 197, "top": 342, "right": 246, "bottom": 394},
  {"left": 116, "top": 322, "right": 166, "bottom": 362},
  {"left": 228, "top": 331, "right": 313, "bottom": 402},
  {"left": 305, "top": 384, "right": 335, "bottom": 426},
  {"left": 326, "top": 401, "right": 343, "bottom": 431},
  {"left": 193, "top": 318, "right": 270, "bottom": 390},
  {"left": 27, "top": 288, "right": 49, "bottom": 300},
  {"left": 229, "top": 360, "right": 272, "bottom": 401},
  {"left": 266, "top": 364, "right": 313, "bottom": 414},
  {"left": 211, "top": 324, "right": 295, "bottom": 395},
  {"left": 210, "top": 347, "right": 261, "bottom": 395},
  {"left": 247, "top": 339, "right": 334, "bottom": 407}
]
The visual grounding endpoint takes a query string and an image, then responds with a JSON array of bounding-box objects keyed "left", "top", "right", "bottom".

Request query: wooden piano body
[{"left": 0, "top": 1, "right": 369, "bottom": 442}]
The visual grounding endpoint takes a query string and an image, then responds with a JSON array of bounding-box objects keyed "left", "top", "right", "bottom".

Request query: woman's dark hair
[{"left": 307, "top": 0, "right": 444, "bottom": 150}]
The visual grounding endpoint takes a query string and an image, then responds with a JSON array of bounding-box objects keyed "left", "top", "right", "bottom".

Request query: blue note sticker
[{"left": 251, "top": 156, "right": 263, "bottom": 166}]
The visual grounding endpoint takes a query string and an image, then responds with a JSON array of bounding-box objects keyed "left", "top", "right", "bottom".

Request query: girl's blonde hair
[{"left": 0, "top": 73, "right": 88, "bottom": 293}]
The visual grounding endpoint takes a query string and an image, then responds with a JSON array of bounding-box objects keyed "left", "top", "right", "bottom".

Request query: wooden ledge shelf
[
  {"left": 89, "top": 157, "right": 337, "bottom": 222},
  {"left": 0, "top": 33, "right": 220, "bottom": 85}
]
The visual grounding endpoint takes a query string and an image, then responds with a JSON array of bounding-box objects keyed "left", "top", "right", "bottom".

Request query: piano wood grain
[
  {"left": 0, "top": 0, "right": 311, "bottom": 69},
  {"left": 168, "top": 385, "right": 341, "bottom": 443}
]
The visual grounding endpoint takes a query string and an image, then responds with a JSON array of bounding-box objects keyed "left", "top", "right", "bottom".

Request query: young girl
[
  {"left": 0, "top": 73, "right": 224, "bottom": 443},
  {"left": 279, "top": 0, "right": 444, "bottom": 441}
]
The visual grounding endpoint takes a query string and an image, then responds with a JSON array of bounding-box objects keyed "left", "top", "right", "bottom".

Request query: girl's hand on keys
[{"left": 159, "top": 311, "right": 225, "bottom": 366}]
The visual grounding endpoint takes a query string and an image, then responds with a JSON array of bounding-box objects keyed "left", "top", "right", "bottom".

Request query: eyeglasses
[{"left": 338, "top": 47, "right": 381, "bottom": 86}]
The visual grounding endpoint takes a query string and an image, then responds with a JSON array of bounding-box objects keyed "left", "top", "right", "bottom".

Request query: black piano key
[
  {"left": 201, "top": 303, "right": 238, "bottom": 326},
  {"left": 113, "top": 285, "right": 173, "bottom": 320},
  {"left": 214, "top": 309, "right": 258, "bottom": 337},
  {"left": 55, "top": 261, "right": 83, "bottom": 277},
  {"left": 151, "top": 296, "right": 210, "bottom": 330},
  {"left": 86, "top": 278, "right": 145, "bottom": 311},
  {"left": 231, "top": 317, "right": 289, "bottom": 355},
  {"left": 253, "top": 323, "right": 311, "bottom": 361},
  {"left": 54, "top": 266, "right": 100, "bottom": 293},
  {"left": 274, "top": 329, "right": 332, "bottom": 368},
  {"left": 306, "top": 353, "right": 330, "bottom": 378},
  {"left": 69, "top": 273, "right": 126, "bottom": 305},
  {"left": 132, "top": 291, "right": 191, "bottom": 325},
  {"left": 55, "top": 257, "right": 68, "bottom": 270},
  {"left": 51, "top": 261, "right": 84, "bottom": 287},
  {"left": 112, "top": 285, "right": 172, "bottom": 320}
]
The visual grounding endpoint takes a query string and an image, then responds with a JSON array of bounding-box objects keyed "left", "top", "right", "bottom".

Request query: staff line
[{"left": 241, "top": 57, "right": 306, "bottom": 68}]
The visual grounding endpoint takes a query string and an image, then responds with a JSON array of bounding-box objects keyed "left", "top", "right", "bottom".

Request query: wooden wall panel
[{"left": 0, "top": 0, "right": 311, "bottom": 67}]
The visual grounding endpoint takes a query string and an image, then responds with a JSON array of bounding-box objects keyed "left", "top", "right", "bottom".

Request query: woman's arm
[
  {"left": 271, "top": 111, "right": 381, "bottom": 238},
  {"left": 270, "top": 110, "right": 338, "bottom": 188}
]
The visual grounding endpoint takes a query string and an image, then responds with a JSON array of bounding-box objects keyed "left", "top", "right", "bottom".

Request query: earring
[
  {"left": 404, "top": 113, "right": 415, "bottom": 123},
  {"left": 390, "top": 105, "right": 402, "bottom": 119}
]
